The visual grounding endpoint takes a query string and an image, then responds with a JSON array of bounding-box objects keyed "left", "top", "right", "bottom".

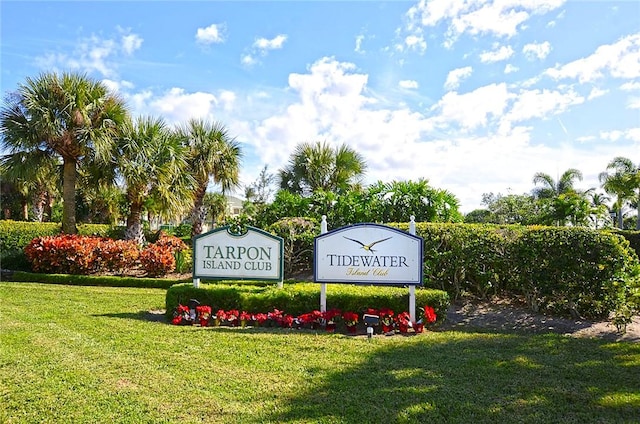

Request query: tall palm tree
[
  {"left": 0, "top": 72, "right": 128, "bottom": 233},
  {"left": 114, "top": 116, "right": 194, "bottom": 243},
  {"left": 599, "top": 157, "right": 639, "bottom": 229},
  {"left": 176, "top": 119, "right": 242, "bottom": 236},
  {"left": 278, "top": 141, "right": 367, "bottom": 196}
]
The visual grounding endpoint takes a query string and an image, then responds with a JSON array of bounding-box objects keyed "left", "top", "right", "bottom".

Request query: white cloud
[
  {"left": 241, "top": 54, "right": 258, "bottom": 66},
  {"left": 587, "top": 87, "right": 608, "bottom": 100},
  {"left": 399, "top": 80, "right": 419, "bottom": 89},
  {"left": 405, "top": 0, "right": 566, "bottom": 48},
  {"left": 628, "top": 97, "right": 640, "bottom": 109},
  {"left": 34, "top": 30, "right": 143, "bottom": 78},
  {"left": 150, "top": 88, "right": 217, "bottom": 123},
  {"left": 620, "top": 81, "right": 640, "bottom": 91},
  {"left": 196, "top": 24, "right": 226, "bottom": 45},
  {"left": 504, "top": 64, "right": 519, "bottom": 74},
  {"left": 444, "top": 66, "right": 472, "bottom": 90},
  {"left": 242, "top": 34, "right": 288, "bottom": 66},
  {"left": 479, "top": 45, "right": 514, "bottom": 63},
  {"left": 254, "top": 34, "right": 287, "bottom": 51},
  {"left": 355, "top": 34, "right": 365, "bottom": 53},
  {"left": 503, "top": 88, "right": 584, "bottom": 123},
  {"left": 523, "top": 41, "right": 551, "bottom": 60},
  {"left": 545, "top": 33, "right": 640, "bottom": 83},
  {"left": 432, "top": 83, "right": 513, "bottom": 130},
  {"left": 404, "top": 34, "right": 427, "bottom": 53},
  {"left": 121, "top": 33, "right": 143, "bottom": 55}
]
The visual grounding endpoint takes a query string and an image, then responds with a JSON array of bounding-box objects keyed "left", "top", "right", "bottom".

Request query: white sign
[
  {"left": 314, "top": 223, "right": 423, "bottom": 285},
  {"left": 193, "top": 226, "right": 283, "bottom": 281}
]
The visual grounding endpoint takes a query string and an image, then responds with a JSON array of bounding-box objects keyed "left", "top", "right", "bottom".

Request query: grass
[{"left": 1, "top": 282, "right": 639, "bottom": 424}]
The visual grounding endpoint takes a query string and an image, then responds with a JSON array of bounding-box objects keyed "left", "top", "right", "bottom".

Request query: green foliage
[
  {"left": 267, "top": 217, "right": 318, "bottom": 277},
  {"left": 7, "top": 271, "right": 186, "bottom": 288},
  {"left": 407, "top": 222, "right": 640, "bottom": 320},
  {"left": 173, "top": 222, "right": 192, "bottom": 238},
  {"left": 612, "top": 229, "right": 640, "bottom": 258},
  {"left": 512, "top": 227, "right": 639, "bottom": 319},
  {"left": 166, "top": 282, "right": 450, "bottom": 322}
]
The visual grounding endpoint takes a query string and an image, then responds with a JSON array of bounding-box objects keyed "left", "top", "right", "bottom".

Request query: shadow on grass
[
  {"left": 265, "top": 333, "right": 640, "bottom": 424},
  {"left": 96, "top": 310, "right": 167, "bottom": 322}
]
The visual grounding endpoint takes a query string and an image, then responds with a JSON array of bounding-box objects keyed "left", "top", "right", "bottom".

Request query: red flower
[
  {"left": 323, "top": 308, "right": 342, "bottom": 323},
  {"left": 254, "top": 313, "right": 268, "bottom": 325},
  {"left": 281, "top": 314, "right": 294, "bottom": 328},
  {"left": 423, "top": 305, "right": 437, "bottom": 324},
  {"left": 396, "top": 311, "right": 411, "bottom": 326},
  {"left": 342, "top": 311, "right": 359, "bottom": 326},
  {"left": 379, "top": 308, "right": 395, "bottom": 326},
  {"left": 196, "top": 305, "right": 212, "bottom": 326}
]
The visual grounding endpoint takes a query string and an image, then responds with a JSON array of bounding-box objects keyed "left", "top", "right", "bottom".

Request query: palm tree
[
  {"left": 532, "top": 168, "right": 586, "bottom": 226},
  {"left": 114, "top": 116, "right": 194, "bottom": 244},
  {"left": 278, "top": 141, "right": 367, "bottom": 196},
  {"left": 532, "top": 168, "right": 583, "bottom": 199},
  {"left": 587, "top": 191, "right": 610, "bottom": 229},
  {"left": 1, "top": 148, "right": 60, "bottom": 221},
  {"left": 176, "top": 119, "right": 242, "bottom": 236},
  {"left": 599, "top": 157, "right": 639, "bottom": 229},
  {"left": 0, "top": 72, "right": 128, "bottom": 233}
]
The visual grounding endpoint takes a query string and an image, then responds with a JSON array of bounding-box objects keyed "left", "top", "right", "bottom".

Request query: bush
[
  {"left": 24, "top": 232, "right": 189, "bottom": 277},
  {"left": 267, "top": 217, "right": 318, "bottom": 278},
  {"left": 166, "top": 282, "right": 450, "bottom": 322},
  {"left": 0, "top": 221, "right": 111, "bottom": 271}
]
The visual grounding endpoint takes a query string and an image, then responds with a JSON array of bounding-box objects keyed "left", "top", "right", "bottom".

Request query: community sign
[
  {"left": 193, "top": 226, "right": 284, "bottom": 281},
  {"left": 314, "top": 223, "right": 423, "bottom": 285}
]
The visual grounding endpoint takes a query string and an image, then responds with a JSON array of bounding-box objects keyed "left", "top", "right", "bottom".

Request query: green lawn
[{"left": 1, "top": 282, "right": 639, "bottom": 424}]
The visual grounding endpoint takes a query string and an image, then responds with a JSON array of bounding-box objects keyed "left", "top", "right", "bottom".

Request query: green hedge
[
  {"left": 391, "top": 223, "right": 639, "bottom": 320},
  {"left": 7, "top": 271, "right": 189, "bottom": 289},
  {"left": 0, "top": 221, "right": 112, "bottom": 270},
  {"left": 166, "top": 282, "right": 450, "bottom": 322}
]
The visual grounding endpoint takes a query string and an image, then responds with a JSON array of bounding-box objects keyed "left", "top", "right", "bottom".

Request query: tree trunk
[
  {"left": 190, "top": 182, "right": 208, "bottom": 237},
  {"left": 125, "top": 201, "right": 145, "bottom": 245},
  {"left": 618, "top": 207, "right": 624, "bottom": 229},
  {"left": 21, "top": 200, "right": 28, "bottom": 220},
  {"left": 62, "top": 159, "right": 77, "bottom": 234}
]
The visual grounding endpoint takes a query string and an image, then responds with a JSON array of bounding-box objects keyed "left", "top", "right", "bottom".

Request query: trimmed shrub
[{"left": 166, "top": 282, "right": 450, "bottom": 323}]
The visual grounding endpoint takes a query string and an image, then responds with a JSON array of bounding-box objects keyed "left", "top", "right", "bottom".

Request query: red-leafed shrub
[
  {"left": 139, "top": 243, "right": 176, "bottom": 277},
  {"left": 25, "top": 235, "right": 103, "bottom": 275},
  {"left": 95, "top": 239, "right": 140, "bottom": 274},
  {"left": 154, "top": 232, "right": 188, "bottom": 254}
]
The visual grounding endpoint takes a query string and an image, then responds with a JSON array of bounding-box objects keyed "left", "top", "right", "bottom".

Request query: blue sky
[{"left": 2, "top": 0, "right": 639, "bottom": 213}]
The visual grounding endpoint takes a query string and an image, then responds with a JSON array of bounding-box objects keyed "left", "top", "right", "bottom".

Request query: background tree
[
  {"left": 203, "top": 192, "right": 228, "bottom": 228},
  {"left": 1, "top": 150, "right": 60, "bottom": 221},
  {"left": 532, "top": 168, "right": 586, "bottom": 226},
  {"left": 0, "top": 72, "right": 128, "bottom": 233},
  {"left": 599, "top": 157, "right": 639, "bottom": 229},
  {"left": 177, "top": 119, "right": 242, "bottom": 237},
  {"left": 114, "top": 116, "right": 193, "bottom": 243},
  {"left": 278, "top": 141, "right": 366, "bottom": 196},
  {"left": 245, "top": 165, "right": 276, "bottom": 204},
  {"left": 532, "top": 168, "right": 583, "bottom": 199},
  {"left": 599, "top": 157, "right": 636, "bottom": 229},
  {"left": 367, "top": 179, "right": 463, "bottom": 223}
]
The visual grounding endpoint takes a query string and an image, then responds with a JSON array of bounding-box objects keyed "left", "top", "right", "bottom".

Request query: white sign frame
[
  {"left": 314, "top": 223, "right": 423, "bottom": 286},
  {"left": 193, "top": 226, "right": 284, "bottom": 282}
]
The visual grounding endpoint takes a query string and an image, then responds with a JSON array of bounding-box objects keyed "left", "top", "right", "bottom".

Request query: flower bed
[{"left": 171, "top": 304, "right": 438, "bottom": 335}]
